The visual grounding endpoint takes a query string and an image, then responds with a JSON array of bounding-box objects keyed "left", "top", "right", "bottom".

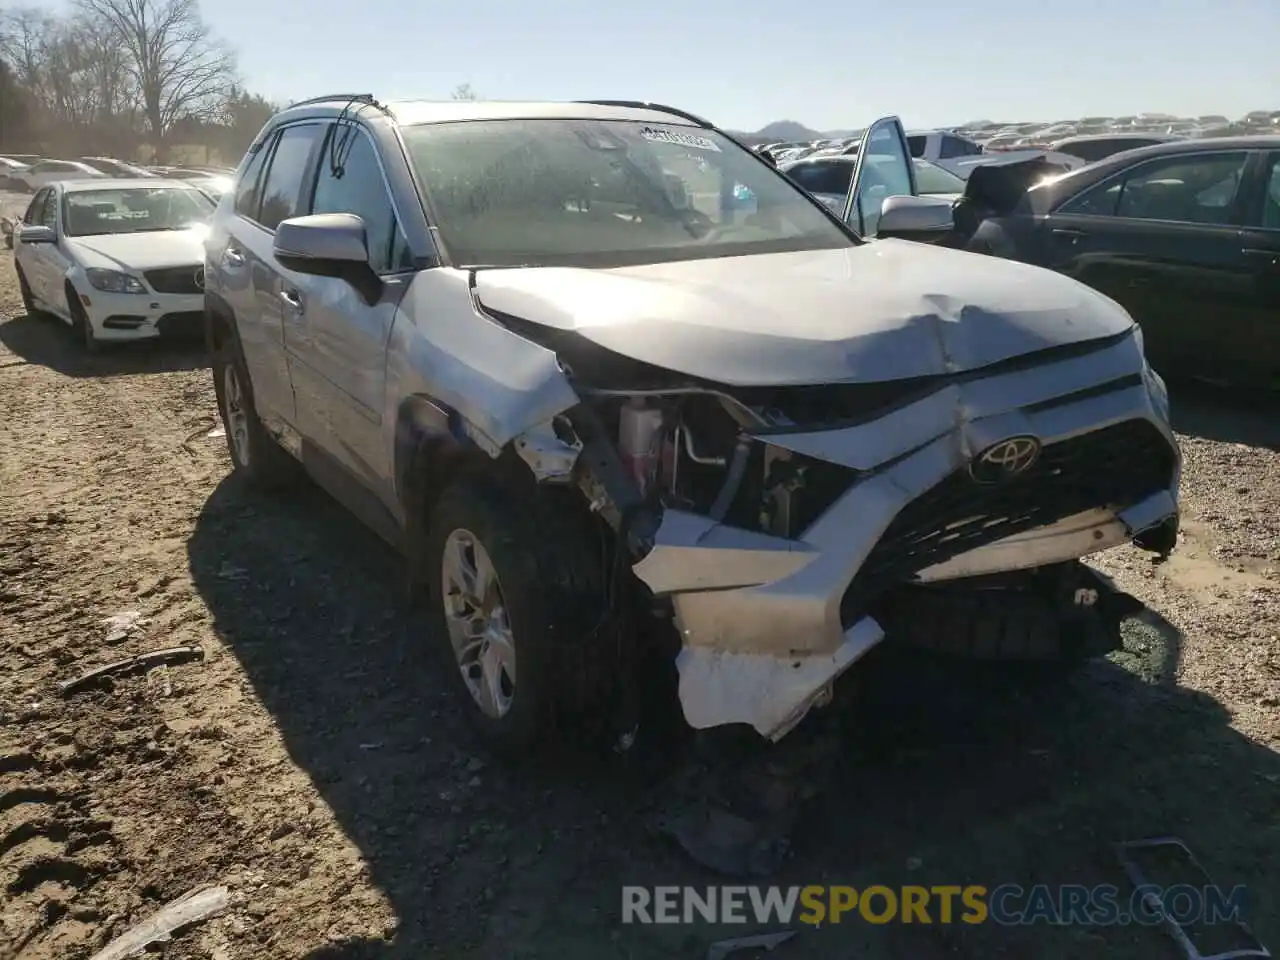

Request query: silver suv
[{"left": 204, "top": 96, "right": 1181, "bottom": 755}]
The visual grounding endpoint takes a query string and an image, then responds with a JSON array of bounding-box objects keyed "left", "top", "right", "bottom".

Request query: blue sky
[{"left": 57, "top": 0, "right": 1280, "bottom": 132}]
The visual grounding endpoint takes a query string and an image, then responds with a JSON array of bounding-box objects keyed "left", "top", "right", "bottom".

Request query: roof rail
[
  {"left": 287, "top": 92, "right": 382, "bottom": 111},
  {"left": 576, "top": 100, "right": 714, "bottom": 129}
]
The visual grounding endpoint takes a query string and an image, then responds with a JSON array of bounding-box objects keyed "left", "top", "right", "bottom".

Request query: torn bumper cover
[{"left": 631, "top": 332, "right": 1180, "bottom": 740}]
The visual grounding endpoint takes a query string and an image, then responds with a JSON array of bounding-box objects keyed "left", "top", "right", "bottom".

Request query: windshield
[
  {"left": 401, "top": 118, "right": 853, "bottom": 268},
  {"left": 62, "top": 187, "right": 215, "bottom": 237},
  {"left": 913, "top": 159, "right": 965, "bottom": 195}
]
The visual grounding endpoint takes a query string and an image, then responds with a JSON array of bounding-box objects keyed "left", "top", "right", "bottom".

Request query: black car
[
  {"left": 960, "top": 136, "right": 1280, "bottom": 387},
  {"left": 1048, "top": 133, "right": 1183, "bottom": 163}
]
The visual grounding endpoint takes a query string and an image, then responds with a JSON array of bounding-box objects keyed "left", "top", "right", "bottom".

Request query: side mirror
[
  {"left": 273, "top": 213, "right": 381, "bottom": 305},
  {"left": 17, "top": 224, "right": 56, "bottom": 245},
  {"left": 875, "top": 195, "right": 955, "bottom": 244}
]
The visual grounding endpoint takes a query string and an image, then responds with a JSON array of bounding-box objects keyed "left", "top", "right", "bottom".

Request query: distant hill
[
  {"left": 755, "top": 120, "right": 822, "bottom": 142},
  {"left": 729, "top": 119, "right": 861, "bottom": 146}
]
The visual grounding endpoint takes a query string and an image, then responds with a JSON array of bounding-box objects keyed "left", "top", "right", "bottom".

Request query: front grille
[
  {"left": 145, "top": 265, "right": 203, "bottom": 295},
  {"left": 839, "top": 419, "right": 1176, "bottom": 625}
]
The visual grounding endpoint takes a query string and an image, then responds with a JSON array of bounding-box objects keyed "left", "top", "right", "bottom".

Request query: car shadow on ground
[
  {"left": 0, "top": 311, "right": 208, "bottom": 377},
  {"left": 1168, "top": 378, "right": 1280, "bottom": 450},
  {"left": 187, "top": 475, "right": 1279, "bottom": 960}
]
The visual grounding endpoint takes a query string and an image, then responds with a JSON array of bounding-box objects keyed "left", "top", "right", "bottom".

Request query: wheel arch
[
  {"left": 203, "top": 291, "right": 239, "bottom": 355},
  {"left": 395, "top": 395, "right": 492, "bottom": 523}
]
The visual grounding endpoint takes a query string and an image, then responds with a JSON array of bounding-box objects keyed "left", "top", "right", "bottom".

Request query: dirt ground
[{"left": 1, "top": 188, "right": 1278, "bottom": 959}]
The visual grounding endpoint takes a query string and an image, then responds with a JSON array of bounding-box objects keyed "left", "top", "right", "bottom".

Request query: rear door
[
  {"left": 840, "top": 116, "right": 917, "bottom": 238},
  {"left": 1237, "top": 150, "right": 1280, "bottom": 385},
  {"left": 289, "top": 121, "right": 414, "bottom": 486},
  {"left": 1038, "top": 149, "right": 1255, "bottom": 377},
  {"left": 218, "top": 122, "right": 326, "bottom": 434}
]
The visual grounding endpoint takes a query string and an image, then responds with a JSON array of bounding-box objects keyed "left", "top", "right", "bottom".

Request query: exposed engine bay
[{"left": 481, "top": 283, "right": 1181, "bottom": 742}]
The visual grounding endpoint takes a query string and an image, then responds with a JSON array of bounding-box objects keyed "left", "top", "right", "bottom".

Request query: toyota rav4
[{"left": 203, "top": 96, "right": 1180, "bottom": 754}]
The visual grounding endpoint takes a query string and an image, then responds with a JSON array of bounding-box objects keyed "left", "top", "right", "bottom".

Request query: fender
[{"left": 393, "top": 395, "right": 479, "bottom": 516}]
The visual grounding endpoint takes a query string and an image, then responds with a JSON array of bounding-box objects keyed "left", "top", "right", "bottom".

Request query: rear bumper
[{"left": 632, "top": 331, "right": 1180, "bottom": 739}]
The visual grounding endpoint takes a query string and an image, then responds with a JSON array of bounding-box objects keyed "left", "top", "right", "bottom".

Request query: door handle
[
  {"left": 1052, "top": 227, "right": 1086, "bottom": 240},
  {"left": 223, "top": 247, "right": 245, "bottom": 267},
  {"left": 279, "top": 288, "right": 303, "bottom": 312}
]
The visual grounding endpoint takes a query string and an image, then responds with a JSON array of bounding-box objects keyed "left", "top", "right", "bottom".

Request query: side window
[
  {"left": 1115, "top": 153, "right": 1247, "bottom": 225},
  {"left": 23, "top": 189, "right": 49, "bottom": 224},
  {"left": 939, "top": 136, "right": 967, "bottom": 160},
  {"left": 906, "top": 135, "right": 927, "bottom": 159},
  {"left": 850, "top": 120, "right": 913, "bottom": 237},
  {"left": 309, "top": 127, "right": 410, "bottom": 273},
  {"left": 37, "top": 191, "right": 57, "bottom": 228},
  {"left": 234, "top": 135, "right": 273, "bottom": 220},
  {"left": 257, "top": 124, "right": 323, "bottom": 231},
  {"left": 1260, "top": 156, "right": 1280, "bottom": 229},
  {"left": 1059, "top": 179, "right": 1123, "bottom": 217}
]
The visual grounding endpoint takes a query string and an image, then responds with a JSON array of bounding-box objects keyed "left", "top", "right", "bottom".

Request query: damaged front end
[{"left": 497, "top": 315, "right": 1180, "bottom": 743}]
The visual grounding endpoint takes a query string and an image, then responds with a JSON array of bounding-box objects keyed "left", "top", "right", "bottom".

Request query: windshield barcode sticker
[{"left": 639, "top": 127, "right": 721, "bottom": 152}]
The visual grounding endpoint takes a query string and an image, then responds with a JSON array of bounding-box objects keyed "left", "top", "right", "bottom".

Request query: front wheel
[
  {"left": 211, "top": 336, "right": 300, "bottom": 488},
  {"left": 424, "top": 480, "right": 608, "bottom": 757},
  {"left": 68, "top": 297, "right": 101, "bottom": 354}
]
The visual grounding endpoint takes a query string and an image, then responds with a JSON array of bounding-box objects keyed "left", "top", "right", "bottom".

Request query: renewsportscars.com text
[{"left": 621, "top": 884, "right": 1248, "bottom": 926}]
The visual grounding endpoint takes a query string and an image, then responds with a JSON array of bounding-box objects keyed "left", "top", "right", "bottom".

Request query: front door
[
  {"left": 17, "top": 189, "right": 56, "bottom": 304},
  {"left": 840, "top": 116, "right": 917, "bottom": 238},
  {"left": 1237, "top": 150, "right": 1280, "bottom": 386},
  {"left": 288, "top": 123, "right": 413, "bottom": 489}
]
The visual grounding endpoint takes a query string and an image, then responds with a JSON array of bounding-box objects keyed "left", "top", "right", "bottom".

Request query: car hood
[
  {"left": 472, "top": 242, "right": 1135, "bottom": 386},
  {"left": 67, "top": 226, "right": 208, "bottom": 273}
]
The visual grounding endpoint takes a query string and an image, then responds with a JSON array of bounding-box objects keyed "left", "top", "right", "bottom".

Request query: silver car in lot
[{"left": 204, "top": 96, "right": 1180, "bottom": 754}]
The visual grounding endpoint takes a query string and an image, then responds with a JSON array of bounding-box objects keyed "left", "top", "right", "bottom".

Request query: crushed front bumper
[{"left": 632, "top": 331, "right": 1180, "bottom": 740}]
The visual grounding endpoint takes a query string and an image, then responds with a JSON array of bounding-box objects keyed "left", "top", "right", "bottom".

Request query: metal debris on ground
[
  {"left": 88, "top": 885, "right": 230, "bottom": 960},
  {"left": 1115, "top": 837, "right": 1271, "bottom": 960},
  {"left": 60, "top": 646, "right": 205, "bottom": 695},
  {"left": 653, "top": 804, "right": 792, "bottom": 877},
  {"left": 707, "top": 929, "right": 797, "bottom": 960},
  {"left": 100, "top": 610, "right": 149, "bottom": 642}
]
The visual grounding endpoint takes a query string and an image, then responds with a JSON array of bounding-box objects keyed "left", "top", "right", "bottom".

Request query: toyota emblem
[
  {"left": 968, "top": 436, "right": 1042, "bottom": 484},
  {"left": 193, "top": 266, "right": 205, "bottom": 291}
]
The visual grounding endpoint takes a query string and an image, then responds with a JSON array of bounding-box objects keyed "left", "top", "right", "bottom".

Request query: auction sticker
[{"left": 638, "top": 126, "right": 721, "bottom": 152}]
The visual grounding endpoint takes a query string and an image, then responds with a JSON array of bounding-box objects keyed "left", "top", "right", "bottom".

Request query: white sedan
[
  {"left": 11, "top": 159, "right": 107, "bottom": 191},
  {"left": 13, "top": 179, "right": 217, "bottom": 351}
]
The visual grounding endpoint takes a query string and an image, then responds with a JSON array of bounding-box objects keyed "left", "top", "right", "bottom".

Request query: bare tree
[
  {"left": 0, "top": 7, "right": 133, "bottom": 152},
  {"left": 75, "top": 0, "right": 236, "bottom": 159},
  {"left": 451, "top": 83, "right": 477, "bottom": 101}
]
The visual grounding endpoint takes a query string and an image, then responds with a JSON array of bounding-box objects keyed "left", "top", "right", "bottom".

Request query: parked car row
[
  {"left": 0, "top": 154, "right": 235, "bottom": 198},
  {"left": 772, "top": 126, "right": 1280, "bottom": 389}
]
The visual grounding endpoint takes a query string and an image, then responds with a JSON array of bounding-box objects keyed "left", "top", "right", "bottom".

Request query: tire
[
  {"left": 67, "top": 294, "right": 101, "bottom": 354},
  {"left": 424, "top": 479, "right": 608, "bottom": 757},
  {"left": 211, "top": 334, "right": 301, "bottom": 488}
]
